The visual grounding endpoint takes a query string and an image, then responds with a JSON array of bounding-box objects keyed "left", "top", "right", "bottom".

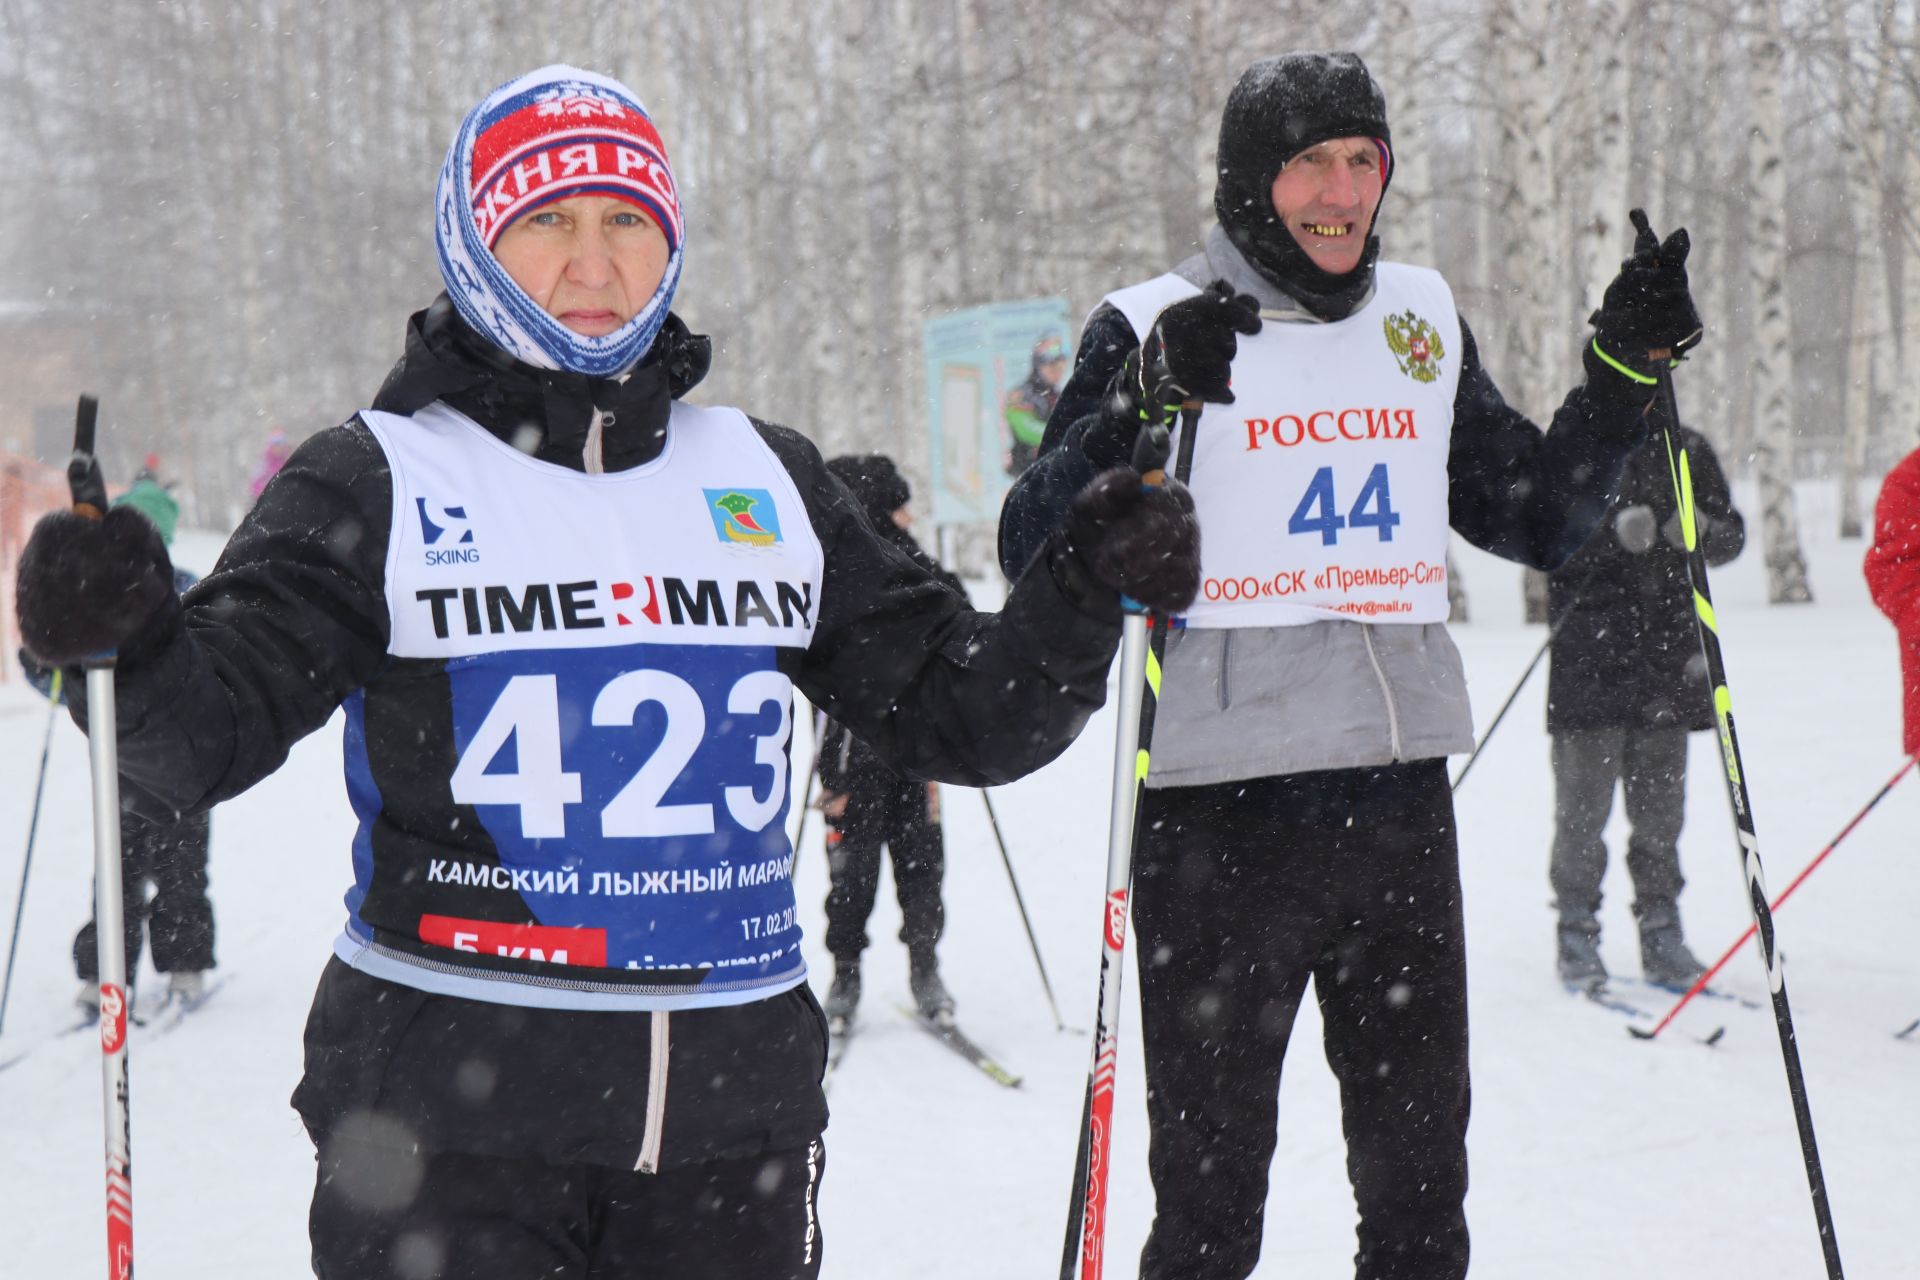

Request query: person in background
[
  {"left": 1866, "top": 442, "right": 1920, "bottom": 1037},
  {"left": 1545, "top": 419, "right": 1743, "bottom": 991},
  {"left": 247, "top": 425, "right": 291, "bottom": 503},
  {"left": 1004, "top": 334, "right": 1069, "bottom": 477},
  {"left": 1867, "top": 443, "right": 1920, "bottom": 760},
  {"left": 814, "top": 454, "right": 966, "bottom": 1026},
  {"left": 27, "top": 467, "right": 218, "bottom": 1010}
]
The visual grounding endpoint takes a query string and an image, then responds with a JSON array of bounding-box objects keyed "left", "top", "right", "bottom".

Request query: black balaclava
[
  {"left": 827, "top": 453, "right": 911, "bottom": 525},
  {"left": 1214, "top": 52, "right": 1394, "bottom": 321}
]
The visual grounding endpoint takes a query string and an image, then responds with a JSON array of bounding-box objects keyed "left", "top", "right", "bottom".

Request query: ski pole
[
  {"left": 1646, "top": 352, "right": 1844, "bottom": 1278},
  {"left": 1452, "top": 631, "right": 1551, "bottom": 792},
  {"left": 1061, "top": 405, "right": 1195, "bottom": 1280},
  {"left": 979, "top": 787, "right": 1064, "bottom": 1031},
  {"left": 1453, "top": 561, "right": 1608, "bottom": 793},
  {"left": 68, "top": 395, "right": 136, "bottom": 1280},
  {"left": 791, "top": 706, "right": 823, "bottom": 856},
  {"left": 0, "top": 669, "right": 63, "bottom": 1038},
  {"left": 1633, "top": 755, "right": 1914, "bottom": 1040}
]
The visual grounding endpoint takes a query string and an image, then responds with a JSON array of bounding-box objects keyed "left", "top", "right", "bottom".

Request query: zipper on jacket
[
  {"left": 585, "top": 407, "right": 614, "bottom": 474},
  {"left": 1360, "top": 624, "right": 1404, "bottom": 760},
  {"left": 1216, "top": 630, "right": 1234, "bottom": 711},
  {"left": 636, "top": 1009, "right": 671, "bottom": 1173}
]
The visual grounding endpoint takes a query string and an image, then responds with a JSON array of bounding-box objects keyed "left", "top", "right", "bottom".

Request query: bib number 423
[
  {"left": 1287, "top": 463, "right": 1400, "bottom": 546},
  {"left": 448, "top": 670, "right": 791, "bottom": 840}
]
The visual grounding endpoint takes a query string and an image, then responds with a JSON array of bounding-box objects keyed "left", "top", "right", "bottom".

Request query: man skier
[
  {"left": 1546, "top": 419, "right": 1744, "bottom": 991},
  {"left": 15, "top": 65, "right": 1197, "bottom": 1279},
  {"left": 999, "top": 52, "right": 1701, "bottom": 1280}
]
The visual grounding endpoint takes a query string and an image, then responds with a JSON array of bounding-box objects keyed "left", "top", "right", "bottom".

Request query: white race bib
[{"left": 1104, "top": 263, "right": 1461, "bottom": 628}]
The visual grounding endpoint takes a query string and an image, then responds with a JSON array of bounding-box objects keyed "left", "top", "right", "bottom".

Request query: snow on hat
[
  {"left": 435, "top": 64, "right": 684, "bottom": 377},
  {"left": 1214, "top": 52, "right": 1393, "bottom": 318}
]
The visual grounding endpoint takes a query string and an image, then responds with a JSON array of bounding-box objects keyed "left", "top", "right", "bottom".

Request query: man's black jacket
[{"left": 1546, "top": 424, "right": 1744, "bottom": 733}]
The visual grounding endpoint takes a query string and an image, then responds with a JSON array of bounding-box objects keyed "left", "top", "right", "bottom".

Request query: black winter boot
[
  {"left": 1557, "top": 918, "right": 1607, "bottom": 990},
  {"left": 908, "top": 949, "right": 955, "bottom": 1023},
  {"left": 824, "top": 961, "right": 861, "bottom": 1024},
  {"left": 1637, "top": 907, "right": 1706, "bottom": 989}
]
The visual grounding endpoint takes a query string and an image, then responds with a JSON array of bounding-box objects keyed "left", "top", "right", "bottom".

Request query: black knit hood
[
  {"left": 1213, "top": 52, "right": 1393, "bottom": 321},
  {"left": 826, "top": 453, "right": 912, "bottom": 525}
]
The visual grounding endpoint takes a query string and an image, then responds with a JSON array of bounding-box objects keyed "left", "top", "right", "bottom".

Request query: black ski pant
[
  {"left": 822, "top": 776, "right": 945, "bottom": 965},
  {"left": 1132, "top": 761, "right": 1470, "bottom": 1280},
  {"left": 74, "top": 806, "right": 215, "bottom": 982},
  {"left": 310, "top": 1133, "right": 825, "bottom": 1279},
  {"left": 1549, "top": 726, "right": 1689, "bottom": 927}
]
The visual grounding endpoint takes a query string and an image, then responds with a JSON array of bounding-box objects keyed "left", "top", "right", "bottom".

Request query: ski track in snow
[{"left": 1, "top": 486, "right": 1915, "bottom": 1277}]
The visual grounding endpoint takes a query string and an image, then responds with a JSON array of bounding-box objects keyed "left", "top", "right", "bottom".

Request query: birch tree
[
  {"left": 1834, "top": 0, "right": 1896, "bottom": 537},
  {"left": 1746, "top": 0, "right": 1815, "bottom": 602},
  {"left": 1487, "top": 0, "right": 1567, "bottom": 622}
]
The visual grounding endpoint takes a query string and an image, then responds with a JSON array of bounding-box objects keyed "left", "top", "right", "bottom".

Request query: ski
[
  {"left": 1616, "top": 975, "right": 1765, "bottom": 1012},
  {"left": 823, "top": 1015, "right": 853, "bottom": 1086},
  {"left": 1568, "top": 981, "right": 1652, "bottom": 1020},
  {"left": 897, "top": 1006, "right": 1021, "bottom": 1088},
  {"left": 0, "top": 1013, "right": 95, "bottom": 1075},
  {"left": 1567, "top": 983, "right": 1725, "bottom": 1046},
  {"left": 141, "top": 976, "right": 228, "bottom": 1040},
  {"left": 1895, "top": 1019, "right": 1918, "bottom": 1042}
]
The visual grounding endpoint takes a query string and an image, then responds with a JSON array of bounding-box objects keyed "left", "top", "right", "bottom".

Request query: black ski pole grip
[
  {"left": 69, "top": 394, "right": 107, "bottom": 519},
  {"left": 1132, "top": 423, "right": 1171, "bottom": 485},
  {"left": 1132, "top": 400, "right": 1199, "bottom": 487}
]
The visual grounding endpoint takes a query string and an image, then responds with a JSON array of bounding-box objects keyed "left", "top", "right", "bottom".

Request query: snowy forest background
[{"left": 1, "top": 0, "right": 1916, "bottom": 604}]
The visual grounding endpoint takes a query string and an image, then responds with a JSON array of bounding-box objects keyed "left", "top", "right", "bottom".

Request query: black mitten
[
  {"left": 1587, "top": 208, "right": 1702, "bottom": 383},
  {"left": 1141, "top": 281, "right": 1262, "bottom": 407},
  {"left": 1062, "top": 467, "right": 1201, "bottom": 616},
  {"left": 15, "top": 506, "right": 176, "bottom": 666},
  {"left": 1082, "top": 282, "right": 1261, "bottom": 468}
]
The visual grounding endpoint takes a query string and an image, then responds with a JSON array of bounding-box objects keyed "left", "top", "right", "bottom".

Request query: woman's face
[{"left": 492, "top": 196, "right": 670, "bottom": 337}]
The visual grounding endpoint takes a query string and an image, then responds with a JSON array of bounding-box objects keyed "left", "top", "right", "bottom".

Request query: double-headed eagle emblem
[{"left": 1383, "top": 310, "right": 1445, "bottom": 384}]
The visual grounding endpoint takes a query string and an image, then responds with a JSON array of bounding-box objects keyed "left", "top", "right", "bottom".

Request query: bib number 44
[
  {"left": 1287, "top": 463, "right": 1400, "bottom": 546},
  {"left": 449, "top": 670, "right": 791, "bottom": 839}
]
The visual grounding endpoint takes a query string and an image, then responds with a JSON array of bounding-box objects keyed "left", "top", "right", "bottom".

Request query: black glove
[
  {"left": 1063, "top": 466, "right": 1201, "bottom": 616},
  {"left": 1082, "top": 282, "right": 1261, "bottom": 468},
  {"left": 14, "top": 506, "right": 177, "bottom": 666},
  {"left": 1587, "top": 208, "right": 1702, "bottom": 382},
  {"left": 1614, "top": 504, "right": 1657, "bottom": 553}
]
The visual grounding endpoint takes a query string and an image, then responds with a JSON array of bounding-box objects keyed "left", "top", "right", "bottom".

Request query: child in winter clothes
[{"left": 812, "top": 454, "right": 966, "bottom": 1024}]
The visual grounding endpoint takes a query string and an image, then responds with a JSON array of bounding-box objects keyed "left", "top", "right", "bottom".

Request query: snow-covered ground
[{"left": 1, "top": 480, "right": 1914, "bottom": 1277}]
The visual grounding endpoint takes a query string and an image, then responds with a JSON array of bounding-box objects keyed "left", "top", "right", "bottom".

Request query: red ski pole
[
  {"left": 1634, "top": 755, "right": 1915, "bottom": 1042},
  {"left": 1060, "top": 407, "right": 1196, "bottom": 1280},
  {"left": 66, "top": 395, "right": 136, "bottom": 1278}
]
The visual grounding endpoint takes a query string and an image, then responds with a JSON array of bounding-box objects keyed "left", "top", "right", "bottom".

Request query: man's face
[
  {"left": 1267, "top": 136, "right": 1385, "bottom": 275},
  {"left": 492, "top": 196, "right": 670, "bottom": 337}
]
